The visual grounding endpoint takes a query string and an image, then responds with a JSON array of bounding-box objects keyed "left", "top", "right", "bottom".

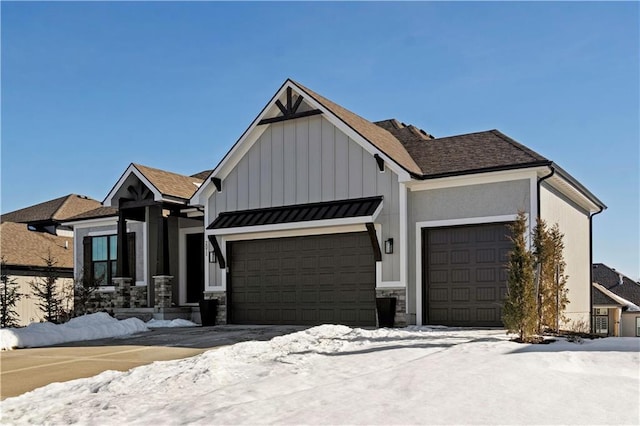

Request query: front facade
[{"left": 67, "top": 79, "right": 605, "bottom": 328}]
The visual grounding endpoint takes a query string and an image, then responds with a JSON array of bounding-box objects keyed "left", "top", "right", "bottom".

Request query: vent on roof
[{"left": 618, "top": 274, "right": 624, "bottom": 285}]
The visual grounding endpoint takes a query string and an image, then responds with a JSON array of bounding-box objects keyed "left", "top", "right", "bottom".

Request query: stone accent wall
[
  {"left": 130, "top": 286, "right": 148, "bottom": 308},
  {"left": 203, "top": 291, "right": 227, "bottom": 325},
  {"left": 153, "top": 275, "right": 173, "bottom": 308},
  {"left": 113, "top": 277, "right": 132, "bottom": 308},
  {"left": 376, "top": 288, "right": 407, "bottom": 327}
]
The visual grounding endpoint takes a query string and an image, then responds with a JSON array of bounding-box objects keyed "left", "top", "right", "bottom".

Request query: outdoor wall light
[
  {"left": 384, "top": 238, "right": 394, "bottom": 254},
  {"left": 209, "top": 250, "right": 217, "bottom": 264}
]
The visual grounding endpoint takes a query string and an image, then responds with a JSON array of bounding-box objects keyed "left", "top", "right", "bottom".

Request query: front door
[{"left": 186, "top": 233, "right": 204, "bottom": 304}]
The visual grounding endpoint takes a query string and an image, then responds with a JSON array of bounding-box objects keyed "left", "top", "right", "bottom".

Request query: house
[
  {"left": 65, "top": 79, "right": 605, "bottom": 328},
  {"left": 1, "top": 194, "right": 101, "bottom": 325},
  {"left": 592, "top": 263, "right": 640, "bottom": 337}
]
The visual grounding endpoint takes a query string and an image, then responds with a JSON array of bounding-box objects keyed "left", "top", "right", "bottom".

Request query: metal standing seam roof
[{"left": 208, "top": 196, "right": 383, "bottom": 229}]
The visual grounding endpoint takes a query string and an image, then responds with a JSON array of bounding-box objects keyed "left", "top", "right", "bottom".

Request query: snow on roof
[{"left": 593, "top": 282, "right": 640, "bottom": 312}]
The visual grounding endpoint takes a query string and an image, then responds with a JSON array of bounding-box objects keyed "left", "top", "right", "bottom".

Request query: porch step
[{"left": 113, "top": 307, "right": 194, "bottom": 323}]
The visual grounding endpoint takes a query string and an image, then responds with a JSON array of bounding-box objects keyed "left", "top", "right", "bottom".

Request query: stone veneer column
[
  {"left": 153, "top": 275, "right": 173, "bottom": 308},
  {"left": 113, "top": 277, "right": 132, "bottom": 308}
]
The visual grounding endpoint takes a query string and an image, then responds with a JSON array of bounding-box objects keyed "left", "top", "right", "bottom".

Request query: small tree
[
  {"left": 503, "top": 212, "right": 537, "bottom": 341},
  {"left": 30, "top": 250, "right": 65, "bottom": 323},
  {"left": 1, "top": 257, "right": 23, "bottom": 328},
  {"left": 73, "top": 268, "right": 100, "bottom": 316}
]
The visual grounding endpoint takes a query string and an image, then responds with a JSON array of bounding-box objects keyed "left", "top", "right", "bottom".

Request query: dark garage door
[
  {"left": 423, "top": 223, "right": 513, "bottom": 326},
  {"left": 229, "top": 232, "right": 376, "bottom": 326}
]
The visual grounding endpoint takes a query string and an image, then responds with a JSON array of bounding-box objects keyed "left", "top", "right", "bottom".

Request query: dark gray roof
[
  {"left": 374, "top": 122, "right": 550, "bottom": 178},
  {"left": 593, "top": 263, "right": 640, "bottom": 306},
  {"left": 592, "top": 285, "right": 624, "bottom": 306},
  {"left": 208, "top": 196, "right": 382, "bottom": 229}
]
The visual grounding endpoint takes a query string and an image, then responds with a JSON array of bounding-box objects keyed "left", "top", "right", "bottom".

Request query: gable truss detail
[{"left": 258, "top": 87, "right": 322, "bottom": 125}]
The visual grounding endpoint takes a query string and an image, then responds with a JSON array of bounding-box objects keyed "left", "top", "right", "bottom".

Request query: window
[
  {"left": 594, "top": 316, "right": 608, "bottom": 335},
  {"left": 636, "top": 317, "right": 640, "bottom": 337},
  {"left": 83, "top": 233, "right": 135, "bottom": 286},
  {"left": 593, "top": 308, "right": 608, "bottom": 316}
]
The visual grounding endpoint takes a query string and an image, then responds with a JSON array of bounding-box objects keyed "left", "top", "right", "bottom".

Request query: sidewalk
[{"left": 1, "top": 325, "right": 305, "bottom": 400}]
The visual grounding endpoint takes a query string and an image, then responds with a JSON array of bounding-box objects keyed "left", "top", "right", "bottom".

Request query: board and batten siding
[
  {"left": 407, "top": 179, "right": 531, "bottom": 322},
  {"left": 207, "top": 115, "right": 401, "bottom": 287},
  {"left": 539, "top": 182, "right": 591, "bottom": 327}
]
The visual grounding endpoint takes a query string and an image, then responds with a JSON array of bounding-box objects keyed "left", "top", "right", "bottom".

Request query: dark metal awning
[{"left": 207, "top": 196, "right": 383, "bottom": 230}]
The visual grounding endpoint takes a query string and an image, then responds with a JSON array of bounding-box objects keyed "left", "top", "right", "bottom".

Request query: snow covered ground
[
  {"left": 0, "top": 313, "right": 198, "bottom": 350},
  {"left": 1, "top": 325, "right": 638, "bottom": 425}
]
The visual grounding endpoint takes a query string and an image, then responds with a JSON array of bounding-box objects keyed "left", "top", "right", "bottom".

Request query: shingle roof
[
  {"left": 593, "top": 263, "right": 640, "bottom": 306},
  {"left": 63, "top": 206, "right": 119, "bottom": 222},
  {"left": 133, "top": 164, "right": 202, "bottom": 200},
  {"left": 592, "top": 285, "right": 624, "bottom": 306},
  {"left": 134, "top": 164, "right": 204, "bottom": 201},
  {"left": 0, "top": 222, "right": 74, "bottom": 269},
  {"left": 291, "top": 80, "right": 423, "bottom": 176},
  {"left": 1, "top": 194, "right": 101, "bottom": 224}
]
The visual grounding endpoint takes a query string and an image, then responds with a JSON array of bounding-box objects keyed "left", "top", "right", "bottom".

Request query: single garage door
[
  {"left": 229, "top": 232, "right": 376, "bottom": 326},
  {"left": 423, "top": 223, "right": 513, "bottom": 326}
]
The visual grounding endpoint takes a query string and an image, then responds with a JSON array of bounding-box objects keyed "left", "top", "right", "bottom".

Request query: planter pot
[
  {"left": 199, "top": 299, "right": 218, "bottom": 326},
  {"left": 376, "top": 297, "right": 396, "bottom": 328}
]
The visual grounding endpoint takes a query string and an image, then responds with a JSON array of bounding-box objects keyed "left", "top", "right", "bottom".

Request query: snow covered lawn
[{"left": 1, "top": 326, "right": 638, "bottom": 425}]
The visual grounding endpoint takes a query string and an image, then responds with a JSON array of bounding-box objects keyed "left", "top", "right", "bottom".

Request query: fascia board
[
  {"left": 544, "top": 166, "right": 606, "bottom": 213},
  {"left": 190, "top": 81, "right": 292, "bottom": 204},
  {"left": 406, "top": 167, "right": 546, "bottom": 191},
  {"left": 103, "top": 164, "right": 163, "bottom": 206},
  {"left": 210, "top": 215, "right": 377, "bottom": 236},
  {"left": 62, "top": 217, "right": 118, "bottom": 228}
]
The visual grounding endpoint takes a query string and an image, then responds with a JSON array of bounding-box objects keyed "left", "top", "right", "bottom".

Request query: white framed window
[
  {"left": 636, "top": 317, "right": 640, "bottom": 337},
  {"left": 593, "top": 308, "right": 608, "bottom": 316},
  {"left": 594, "top": 316, "right": 608, "bottom": 335}
]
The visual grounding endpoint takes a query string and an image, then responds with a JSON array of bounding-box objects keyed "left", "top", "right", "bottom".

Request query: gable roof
[
  {"left": 592, "top": 284, "right": 624, "bottom": 307},
  {"left": 291, "top": 80, "right": 423, "bottom": 176},
  {"left": 593, "top": 282, "right": 640, "bottom": 312},
  {"left": 133, "top": 164, "right": 204, "bottom": 201},
  {"left": 593, "top": 263, "right": 640, "bottom": 306},
  {"left": 0, "top": 221, "right": 74, "bottom": 269},
  {"left": 1, "top": 194, "right": 101, "bottom": 225},
  {"left": 63, "top": 206, "right": 119, "bottom": 223}
]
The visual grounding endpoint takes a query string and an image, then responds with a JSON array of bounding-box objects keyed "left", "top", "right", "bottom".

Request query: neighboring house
[
  {"left": 592, "top": 263, "right": 640, "bottom": 337},
  {"left": 65, "top": 79, "right": 605, "bottom": 328},
  {"left": 1, "top": 194, "right": 101, "bottom": 325}
]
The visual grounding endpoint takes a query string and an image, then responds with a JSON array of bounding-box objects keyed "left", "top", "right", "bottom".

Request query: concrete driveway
[{"left": 0, "top": 325, "right": 306, "bottom": 400}]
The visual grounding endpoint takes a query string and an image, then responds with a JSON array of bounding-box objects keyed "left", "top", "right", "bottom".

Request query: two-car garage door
[
  {"left": 423, "top": 223, "right": 512, "bottom": 327},
  {"left": 228, "top": 232, "right": 376, "bottom": 326}
]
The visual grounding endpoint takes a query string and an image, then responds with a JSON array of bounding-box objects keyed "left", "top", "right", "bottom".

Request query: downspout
[
  {"left": 589, "top": 206, "right": 605, "bottom": 332},
  {"left": 535, "top": 165, "right": 554, "bottom": 331},
  {"left": 536, "top": 165, "right": 555, "bottom": 221}
]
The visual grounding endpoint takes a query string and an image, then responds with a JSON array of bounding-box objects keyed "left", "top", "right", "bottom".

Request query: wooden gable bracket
[
  {"left": 365, "top": 222, "right": 382, "bottom": 262},
  {"left": 211, "top": 177, "right": 222, "bottom": 192},
  {"left": 373, "top": 154, "right": 385, "bottom": 172},
  {"left": 207, "top": 234, "right": 226, "bottom": 269},
  {"left": 258, "top": 87, "right": 322, "bottom": 125}
]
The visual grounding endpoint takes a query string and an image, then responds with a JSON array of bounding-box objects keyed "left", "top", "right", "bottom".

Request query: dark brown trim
[
  {"left": 365, "top": 222, "right": 382, "bottom": 262},
  {"left": 207, "top": 235, "right": 226, "bottom": 268},
  {"left": 211, "top": 177, "right": 222, "bottom": 192},
  {"left": 2, "top": 264, "right": 73, "bottom": 278},
  {"left": 374, "top": 154, "right": 385, "bottom": 172},
  {"left": 119, "top": 198, "right": 160, "bottom": 210},
  {"left": 258, "top": 109, "right": 322, "bottom": 125}
]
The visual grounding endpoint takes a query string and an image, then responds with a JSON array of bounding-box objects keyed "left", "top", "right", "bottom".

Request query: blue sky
[{"left": 2, "top": 2, "right": 638, "bottom": 278}]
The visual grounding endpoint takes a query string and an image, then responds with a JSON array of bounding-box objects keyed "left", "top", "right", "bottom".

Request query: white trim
[
  {"left": 64, "top": 217, "right": 118, "bottom": 228},
  {"left": 373, "top": 223, "right": 399, "bottom": 289},
  {"left": 399, "top": 181, "right": 408, "bottom": 312},
  {"left": 210, "top": 214, "right": 379, "bottom": 236},
  {"left": 178, "top": 227, "right": 205, "bottom": 306},
  {"left": 414, "top": 214, "right": 522, "bottom": 326},
  {"left": 406, "top": 168, "right": 543, "bottom": 192}
]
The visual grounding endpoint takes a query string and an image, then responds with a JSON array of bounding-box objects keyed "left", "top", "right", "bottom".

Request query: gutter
[{"left": 589, "top": 205, "right": 606, "bottom": 332}]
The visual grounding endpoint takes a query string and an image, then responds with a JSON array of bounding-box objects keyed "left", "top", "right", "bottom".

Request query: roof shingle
[
  {"left": 134, "top": 164, "right": 204, "bottom": 201},
  {"left": 1, "top": 194, "right": 101, "bottom": 224},
  {"left": 593, "top": 263, "right": 640, "bottom": 306},
  {"left": 0, "top": 222, "right": 74, "bottom": 269}
]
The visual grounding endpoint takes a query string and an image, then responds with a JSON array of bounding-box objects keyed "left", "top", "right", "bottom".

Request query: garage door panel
[
  {"left": 424, "top": 223, "right": 512, "bottom": 327},
  {"left": 230, "top": 232, "right": 375, "bottom": 326}
]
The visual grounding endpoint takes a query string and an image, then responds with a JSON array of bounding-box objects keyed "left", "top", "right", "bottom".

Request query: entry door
[{"left": 185, "top": 233, "right": 204, "bottom": 304}]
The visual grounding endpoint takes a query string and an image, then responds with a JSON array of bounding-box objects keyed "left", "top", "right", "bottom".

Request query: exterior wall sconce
[
  {"left": 384, "top": 238, "right": 394, "bottom": 254},
  {"left": 209, "top": 250, "right": 217, "bottom": 264}
]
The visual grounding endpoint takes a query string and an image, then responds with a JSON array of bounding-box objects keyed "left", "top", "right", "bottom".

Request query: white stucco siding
[
  {"left": 206, "top": 115, "right": 401, "bottom": 288},
  {"left": 540, "top": 183, "right": 591, "bottom": 327},
  {"left": 407, "top": 179, "right": 531, "bottom": 323}
]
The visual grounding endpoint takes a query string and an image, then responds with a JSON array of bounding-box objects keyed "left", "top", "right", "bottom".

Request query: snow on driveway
[{"left": 1, "top": 325, "right": 638, "bottom": 425}]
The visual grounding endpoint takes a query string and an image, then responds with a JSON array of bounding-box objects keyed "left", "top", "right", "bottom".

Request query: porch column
[
  {"left": 153, "top": 207, "right": 173, "bottom": 309},
  {"left": 114, "top": 206, "right": 132, "bottom": 308}
]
